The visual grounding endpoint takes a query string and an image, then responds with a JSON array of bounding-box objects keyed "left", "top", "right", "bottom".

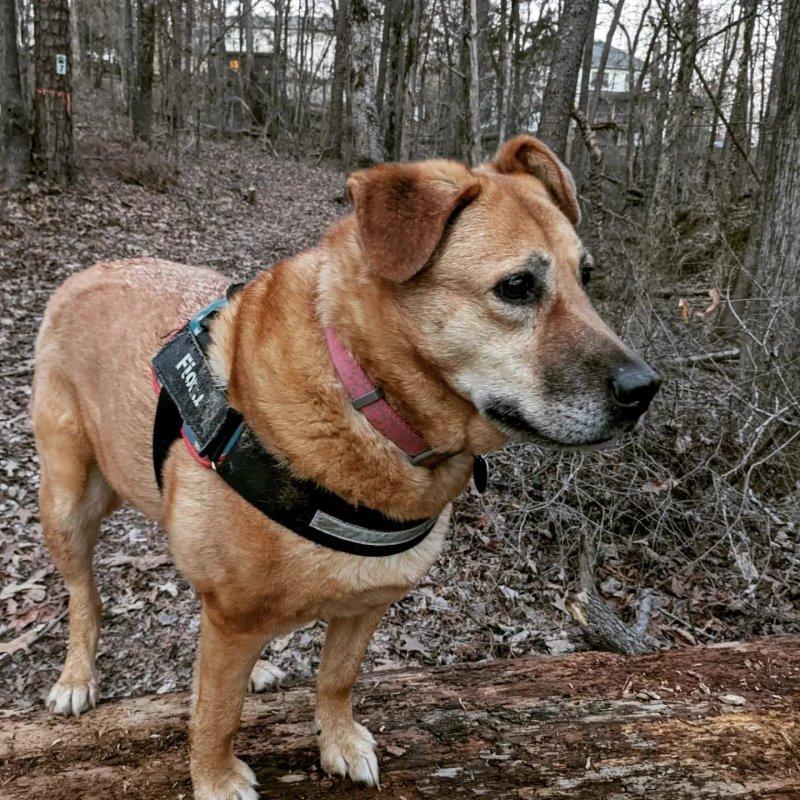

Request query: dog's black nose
[{"left": 609, "top": 362, "right": 661, "bottom": 415}]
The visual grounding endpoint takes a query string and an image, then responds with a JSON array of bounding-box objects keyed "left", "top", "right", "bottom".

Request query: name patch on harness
[{"left": 152, "top": 328, "right": 229, "bottom": 453}]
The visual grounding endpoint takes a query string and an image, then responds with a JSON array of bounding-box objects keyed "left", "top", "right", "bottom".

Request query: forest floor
[{"left": 1, "top": 92, "right": 798, "bottom": 714}]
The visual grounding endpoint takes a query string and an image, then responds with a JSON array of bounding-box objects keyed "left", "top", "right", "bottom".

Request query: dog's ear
[
  {"left": 346, "top": 163, "right": 481, "bottom": 283},
  {"left": 492, "top": 135, "right": 580, "bottom": 225}
]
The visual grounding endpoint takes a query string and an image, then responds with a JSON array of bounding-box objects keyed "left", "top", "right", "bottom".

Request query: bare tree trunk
[
  {"left": 475, "top": 0, "right": 490, "bottom": 129},
  {"left": 756, "top": 0, "right": 787, "bottom": 168},
  {"left": 329, "top": 0, "right": 349, "bottom": 154},
  {"left": 645, "top": 27, "right": 670, "bottom": 186},
  {"left": 2, "top": 0, "right": 31, "bottom": 188},
  {"left": 646, "top": 0, "right": 699, "bottom": 254},
  {"left": 399, "top": 0, "right": 422, "bottom": 160},
  {"left": 509, "top": 0, "right": 523, "bottom": 137},
  {"left": 381, "top": 0, "right": 404, "bottom": 159},
  {"left": 703, "top": 7, "right": 739, "bottom": 188},
  {"left": 132, "top": 0, "right": 156, "bottom": 141},
  {"left": 571, "top": 0, "right": 599, "bottom": 190},
  {"left": 215, "top": 0, "right": 227, "bottom": 137},
  {"left": 166, "top": 0, "right": 184, "bottom": 155},
  {"left": 624, "top": 1, "right": 655, "bottom": 186},
  {"left": 463, "top": 0, "right": 481, "bottom": 165},
  {"left": 589, "top": 0, "right": 625, "bottom": 122},
  {"left": 537, "top": 0, "right": 595, "bottom": 160},
  {"left": 724, "top": 0, "right": 759, "bottom": 199},
  {"left": 375, "top": 0, "right": 392, "bottom": 120},
  {"left": 32, "top": 0, "right": 74, "bottom": 184},
  {"left": 718, "top": 0, "right": 790, "bottom": 338},
  {"left": 738, "top": 0, "right": 800, "bottom": 417},
  {"left": 19, "top": 0, "right": 34, "bottom": 103},
  {"left": 348, "top": 0, "right": 382, "bottom": 166},
  {"left": 439, "top": 0, "right": 460, "bottom": 158},
  {"left": 243, "top": 0, "right": 254, "bottom": 116},
  {"left": 270, "top": 0, "right": 287, "bottom": 137},
  {"left": 572, "top": 104, "right": 606, "bottom": 254},
  {"left": 497, "top": 0, "right": 519, "bottom": 144},
  {"left": 69, "top": 0, "right": 81, "bottom": 80},
  {"left": 123, "top": 0, "right": 134, "bottom": 113}
]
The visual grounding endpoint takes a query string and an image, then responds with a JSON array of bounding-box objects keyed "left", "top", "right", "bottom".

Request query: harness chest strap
[{"left": 151, "top": 293, "right": 444, "bottom": 557}]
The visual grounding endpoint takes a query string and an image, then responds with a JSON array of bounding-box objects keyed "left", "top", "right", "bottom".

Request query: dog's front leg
[
  {"left": 190, "top": 602, "right": 268, "bottom": 800},
  {"left": 315, "top": 605, "right": 388, "bottom": 787}
]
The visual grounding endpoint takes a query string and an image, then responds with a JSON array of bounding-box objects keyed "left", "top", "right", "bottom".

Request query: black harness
[{"left": 151, "top": 291, "right": 440, "bottom": 557}]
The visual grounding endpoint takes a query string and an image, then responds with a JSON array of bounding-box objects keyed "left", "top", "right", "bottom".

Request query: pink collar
[{"left": 324, "top": 327, "right": 444, "bottom": 468}]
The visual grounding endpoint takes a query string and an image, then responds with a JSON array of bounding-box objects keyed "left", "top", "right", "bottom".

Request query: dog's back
[{"left": 33, "top": 258, "right": 227, "bottom": 516}]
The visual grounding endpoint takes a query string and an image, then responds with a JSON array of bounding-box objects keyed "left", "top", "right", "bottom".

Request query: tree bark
[
  {"left": 381, "top": 0, "right": 405, "bottom": 159},
  {"left": 166, "top": 0, "right": 184, "bottom": 154},
  {"left": 717, "top": 0, "right": 790, "bottom": 338},
  {"left": 2, "top": 637, "right": 798, "bottom": 799},
  {"left": 132, "top": 0, "right": 156, "bottom": 142},
  {"left": 1, "top": 0, "right": 32, "bottom": 188},
  {"left": 270, "top": 0, "right": 287, "bottom": 137},
  {"left": 496, "top": 0, "right": 519, "bottom": 144},
  {"left": 756, "top": 0, "right": 788, "bottom": 169},
  {"left": 348, "top": 0, "right": 383, "bottom": 166},
  {"left": 537, "top": 0, "right": 595, "bottom": 160},
  {"left": 724, "top": 0, "right": 759, "bottom": 199},
  {"left": 68, "top": 0, "right": 81, "bottom": 80},
  {"left": 123, "top": 0, "right": 135, "bottom": 113},
  {"left": 738, "top": 0, "right": 800, "bottom": 424},
  {"left": 463, "top": 0, "right": 481, "bottom": 165},
  {"left": 329, "top": 0, "right": 350, "bottom": 155},
  {"left": 215, "top": 0, "right": 228, "bottom": 137},
  {"left": 589, "top": 0, "right": 626, "bottom": 122},
  {"left": 703, "top": 6, "right": 739, "bottom": 188},
  {"left": 32, "top": 0, "right": 74, "bottom": 184},
  {"left": 398, "top": 0, "right": 422, "bottom": 160},
  {"left": 242, "top": 0, "right": 256, "bottom": 120},
  {"left": 570, "top": 0, "right": 599, "bottom": 190},
  {"left": 624, "top": 1, "right": 655, "bottom": 186},
  {"left": 375, "top": 0, "right": 392, "bottom": 120},
  {"left": 646, "top": 0, "right": 699, "bottom": 253}
]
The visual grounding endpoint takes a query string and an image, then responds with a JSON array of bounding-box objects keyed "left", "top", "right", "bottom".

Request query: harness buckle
[{"left": 188, "top": 297, "right": 229, "bottom": 337}]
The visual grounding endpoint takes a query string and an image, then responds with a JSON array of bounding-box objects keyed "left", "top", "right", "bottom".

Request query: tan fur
[{"left": 31, "top": 137, "right": 651, "bottom": 798}]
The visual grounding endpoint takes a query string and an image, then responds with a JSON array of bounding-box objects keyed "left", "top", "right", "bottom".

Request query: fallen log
[{"left": 1, "top": 636, "right": 798, "bottom": 799}]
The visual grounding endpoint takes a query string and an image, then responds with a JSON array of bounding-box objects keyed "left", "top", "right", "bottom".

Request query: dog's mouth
[{"left": 483, "top": 400, "right": 618, "bottom": 449}]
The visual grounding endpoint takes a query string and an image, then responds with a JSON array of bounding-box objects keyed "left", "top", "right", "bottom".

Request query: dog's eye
[{"left": 494, "top": 272, "right": 541, "bottom": 305}]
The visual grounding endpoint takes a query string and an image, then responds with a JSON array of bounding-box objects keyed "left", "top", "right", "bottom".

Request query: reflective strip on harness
[{"left": 309, "top": 511, "right": 436, "bottom": 548}]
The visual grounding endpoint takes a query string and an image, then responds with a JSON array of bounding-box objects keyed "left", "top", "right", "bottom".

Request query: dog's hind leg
[
  {"left": 247, "top": 658, "right": 286, "bottom": 693},
  {"left": 33, "top": 380, "right": 119, "bottom": 716},
  {"left": 314, "top": 605, "right": 388, "bottom": 787}
]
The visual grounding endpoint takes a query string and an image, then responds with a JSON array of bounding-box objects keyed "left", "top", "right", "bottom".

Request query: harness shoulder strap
[{"left": 152, "top": 386, "right": 183, "bottom": 491}]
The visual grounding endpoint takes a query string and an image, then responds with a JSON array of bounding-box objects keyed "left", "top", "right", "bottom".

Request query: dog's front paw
[
  {"left": 248, "top": 659, "right": 286, "bottom": 693},
  {"left": 46, "top": 678, "right": 97, "bottom": 717},
  {"left": 317, "top": 719, "right": 379, "bottom": 787},
  {"left": 193, "top": 756, "right": 259, "bottom": 800}
]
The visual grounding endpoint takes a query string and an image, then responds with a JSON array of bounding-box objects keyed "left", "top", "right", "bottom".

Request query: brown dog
[{"left": 32, "top": 135, "right": 659, "bottom": 799}]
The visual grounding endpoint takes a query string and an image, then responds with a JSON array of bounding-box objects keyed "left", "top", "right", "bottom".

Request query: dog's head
[{"left": 344, "top": 135, "right": 660, "bottom": 448}]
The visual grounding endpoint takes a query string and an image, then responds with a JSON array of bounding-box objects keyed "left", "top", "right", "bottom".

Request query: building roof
[{"left": 592, "top": 41, "right": 644, "bottom": 71}]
